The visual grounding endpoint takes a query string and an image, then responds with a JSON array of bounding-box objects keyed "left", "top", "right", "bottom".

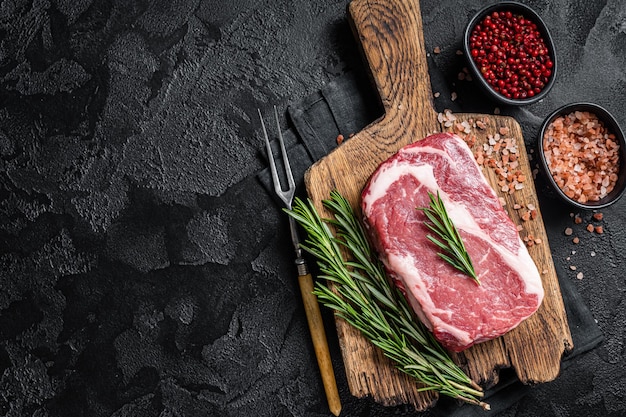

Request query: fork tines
[{"left": 258, "top": 106, "right": 296, "bottom": 209}]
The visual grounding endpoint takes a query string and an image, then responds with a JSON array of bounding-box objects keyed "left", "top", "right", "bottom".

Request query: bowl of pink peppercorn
[{"left": 463, "top": 1, "right": 557, "bottom": 105}]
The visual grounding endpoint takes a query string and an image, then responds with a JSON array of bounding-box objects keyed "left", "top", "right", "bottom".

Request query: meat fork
[{"left": 258, "top": 107, "right": 341, "bottom": 416}]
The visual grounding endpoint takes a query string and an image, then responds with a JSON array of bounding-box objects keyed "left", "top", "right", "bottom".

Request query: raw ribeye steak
[{"left": 361, "top": 132, "right": 544, "bottom": 352}]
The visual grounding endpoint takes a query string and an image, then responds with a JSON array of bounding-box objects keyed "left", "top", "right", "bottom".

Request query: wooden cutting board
[{"left": 304, "top": 0, "right": 573, "bottom": 411}]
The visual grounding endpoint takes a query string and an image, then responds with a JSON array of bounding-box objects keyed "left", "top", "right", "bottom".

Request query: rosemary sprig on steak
[
  {"left": 286, "top": 190, "right": 488, "bottom": 409},
  {"left": 417, "top": 191, "right": 480, "bottom": 285}
]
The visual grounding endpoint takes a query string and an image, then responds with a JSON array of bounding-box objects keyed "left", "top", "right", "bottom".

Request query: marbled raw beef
[{"left": 361, "top": 133, "right": 544, "bottom": 352}]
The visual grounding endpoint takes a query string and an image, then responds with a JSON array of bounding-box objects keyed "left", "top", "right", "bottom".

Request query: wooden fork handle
[{"left": 298, "top": 271, "right": 342, "bottom": 416}]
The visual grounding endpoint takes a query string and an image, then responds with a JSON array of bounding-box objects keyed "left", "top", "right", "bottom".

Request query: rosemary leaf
[
  {"left": 418, "top": 191, "right": 480, "bottom": 285},
  {"left": 285, "top": 190, "right": 488, "bottom": 409}
]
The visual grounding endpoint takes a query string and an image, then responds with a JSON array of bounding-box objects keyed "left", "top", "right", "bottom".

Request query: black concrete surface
[{"left": 0, "top": 0, "right": 624, "bottom": 416}]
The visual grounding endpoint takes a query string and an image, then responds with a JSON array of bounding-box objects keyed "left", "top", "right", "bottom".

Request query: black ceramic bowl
[
  {"left": 538, "top": 102, "right": 626, "bottom": 210},
  {"left": 463, "top": 1, "right": 557, "bottom": 106}
]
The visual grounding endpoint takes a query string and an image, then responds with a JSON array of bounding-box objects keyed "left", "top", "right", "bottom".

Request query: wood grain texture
[{"left": 304, "top": 0, "right": 572, "bottom": 411}]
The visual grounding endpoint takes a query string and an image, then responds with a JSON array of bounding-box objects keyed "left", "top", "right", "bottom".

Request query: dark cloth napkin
[
  {"left": 257, "top": 72, "right": 383, "bottom": 197},
  {"left": 257, "top": 71, "right": 603, "bottom": 415}
]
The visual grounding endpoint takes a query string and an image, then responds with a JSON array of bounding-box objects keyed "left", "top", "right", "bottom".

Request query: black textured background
[{"left": 0, "top": 0, "right": 625, "bottom": 416}]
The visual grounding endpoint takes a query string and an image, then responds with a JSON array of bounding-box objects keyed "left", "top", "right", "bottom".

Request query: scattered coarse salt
[
  {"left": 577, "top": 272, "right": 584, "bottom": 280},
  {"left": 564, "top": 227, "right": 573, "bottom": 236},
  {"left": 586, "top": 224, "right": 594, "bottom": 233},
  {"left": 590, "top": 251, "right": 596, "bottom": 257},
  {"left": 523, "top": 233, "right": 539, "bottom": 247},
  {"left": 464, "top": 134, "right": 477, "bottom": 147},
  {"left": 438, "top": 110, "right": 458, "bottom": 127},
  {"left": 461, "top": 67, "right": 473, "bottom": 81},
  {"left": 572, "top": 237, "right": 580, "bottom": 244},
  {"left": 569, "top": 265, "right": 577, "bottom": 270},
  {"left": 477, "top": 132, "right": 528, "bottom": 196}
]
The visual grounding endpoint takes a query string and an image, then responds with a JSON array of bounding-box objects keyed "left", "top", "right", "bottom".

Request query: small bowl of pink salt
[{"left": 538, "top": 102, "right": 626, "bottom": 209}]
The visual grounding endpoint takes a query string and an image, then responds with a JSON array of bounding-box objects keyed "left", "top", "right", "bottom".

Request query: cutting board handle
[{"left": 348, "top": 0, "right": 436, "bottom": 123}]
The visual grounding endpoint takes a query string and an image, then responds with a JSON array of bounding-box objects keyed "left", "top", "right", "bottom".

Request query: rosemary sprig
[
  {"left": 286, "top": 190, "right": 488, "bottom": 409},
  {"left": 418, "top": 191, "right": 479, "bottom": 285}
]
